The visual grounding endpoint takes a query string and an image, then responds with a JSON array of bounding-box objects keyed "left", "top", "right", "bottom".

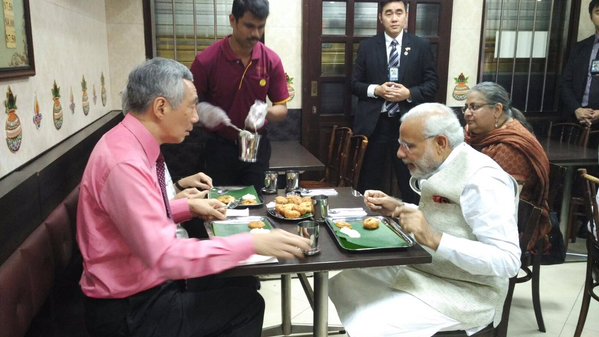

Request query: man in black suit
[
  {"left": 560, "top": 0, "right": 599, "bottom": 126},
  {"left": 353, "top": 0, "right": 438, "bottom": 204}
]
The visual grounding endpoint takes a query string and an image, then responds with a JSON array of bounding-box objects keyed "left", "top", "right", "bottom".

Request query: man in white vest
[{"left": 329, "top": 103, "right": 521, "bottom": 337}]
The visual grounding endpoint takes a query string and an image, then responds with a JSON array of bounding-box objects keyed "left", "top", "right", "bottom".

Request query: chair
[
  {"left": 514, "top": 199, "right": 546, "bottom": 332},
  {"left": 574, "top": 168, "right": 599, "bottom": 337},
  {"left": 587, "top": 128, "right": 599, "bottom": 149},
  {"left": 339, "top": 135, "right": 368, "bottom": 190},
  {"left": 547, "top": 122, "right": 590, "bottom": 247},
  {"left": 300, "top": 126, "right": 352, "bottom": 188},
  {"left": 546, "top": 121, "right": 590, "bottom": 146},
  {"left": 433, "top": 199, "right": 543, "bottom": 337},
  {"left": 432, "top": 281, "right": 515, "bottom": 337}
]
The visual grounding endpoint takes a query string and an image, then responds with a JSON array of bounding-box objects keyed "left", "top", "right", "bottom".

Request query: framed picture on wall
[{"left": 0, "top": 0, "right": 35, "bottom": 79}]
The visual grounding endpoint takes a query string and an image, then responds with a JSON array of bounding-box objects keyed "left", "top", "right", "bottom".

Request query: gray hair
[
  {"left": 469, "top": 81, "right": 513, "bottom": 118},
  {"left": 469, "top": 81, "right": 534, "bottom": 131},
  {"left": 122, "top": 57, "right": 193, "bottom": 115},
  {"left": 401, "top": 103, "right": 465, "bottom": 148}
]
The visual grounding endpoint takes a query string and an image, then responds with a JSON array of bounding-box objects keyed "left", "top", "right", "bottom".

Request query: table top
[
  {"left": 541, "top": 138, "right": 598, "bottom": 167},
  {"left": 270, "top": 141, "right": 325, "bottom": 172},
  {"left": 220, "top": 187, "right": 432, "bottom": 277}
]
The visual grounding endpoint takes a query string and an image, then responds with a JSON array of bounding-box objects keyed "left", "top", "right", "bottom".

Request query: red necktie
[{"left": 156, "top": 154, "right": 172, "bottom": 219}]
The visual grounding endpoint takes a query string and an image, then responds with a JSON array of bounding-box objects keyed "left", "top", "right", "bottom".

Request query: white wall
[
  {"left": 105, "top": 0, "right": 146, "bottom": 112},
  {"left": 578, "top": 0, "right": 596, "bottom": 40},
  {"left": 1, "top": 0, "right": 113, "bottom": 179},
  {"left": 445, "top": 0, "right": 484, "bottom": 106},
  {"left": 264, "top": 0, "right": 302, "bottom": 109}
]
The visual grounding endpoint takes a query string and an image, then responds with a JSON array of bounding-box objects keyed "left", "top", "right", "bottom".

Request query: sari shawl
[{"left": 468, "top": 120, "right": 551, "bottom": 253}]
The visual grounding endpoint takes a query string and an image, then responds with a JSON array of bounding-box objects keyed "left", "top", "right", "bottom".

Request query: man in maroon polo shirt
[{"left": 190, "top": 0, "right": 290, "bottom": 190}]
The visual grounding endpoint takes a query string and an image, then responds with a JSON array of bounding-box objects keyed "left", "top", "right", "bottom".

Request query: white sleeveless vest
[{"left": 392, "top": 144, "right": 515, "bottom": 328}]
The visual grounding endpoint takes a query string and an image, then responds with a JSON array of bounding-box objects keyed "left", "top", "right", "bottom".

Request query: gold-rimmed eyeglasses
[
  {"left": 461, "top": 103, "right": 495, "bottom": 114},
  {"left": 397, "top": 136, "right": 435, "bottom": 154}
]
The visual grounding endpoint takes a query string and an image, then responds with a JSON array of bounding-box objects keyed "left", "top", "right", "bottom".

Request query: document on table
[{"left": 240, "top": 254, "right": 278, "bottom": 266}]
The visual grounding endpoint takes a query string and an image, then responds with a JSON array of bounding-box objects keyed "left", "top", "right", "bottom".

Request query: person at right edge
[
  {"left": 560, "top": 0, "right": 599, "bottom": 127},
  {"left": 352, "top": 0, "right": 438, "bottom": 204}
]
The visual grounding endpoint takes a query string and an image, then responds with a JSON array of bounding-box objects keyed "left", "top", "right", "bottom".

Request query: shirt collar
[
  {"left": 121, "top": 113, "right": 161, "bottom": 163},
  {"left": 385, "top": 31, "right": 404, "bottom": 48}
]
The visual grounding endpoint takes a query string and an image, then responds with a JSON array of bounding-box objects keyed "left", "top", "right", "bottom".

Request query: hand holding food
[
  {"left": 189, "top": 198, "right": 226, "bottom": 221},
  {"left": 175, "top": 187, "right": 208, "bottom": 200},
  {"left": 363, "top": 190, "right": 403, "bottom": 217},
  {"left": 252, "top": 229, "right": 311, "bottom": 260},
  {"left": 397, "top": 206, "right": 441, "bottom": 250}
]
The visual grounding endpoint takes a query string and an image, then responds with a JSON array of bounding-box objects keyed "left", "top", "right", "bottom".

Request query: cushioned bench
[{"left": 0, "top": 186, "right": 89, "bottom": 337}]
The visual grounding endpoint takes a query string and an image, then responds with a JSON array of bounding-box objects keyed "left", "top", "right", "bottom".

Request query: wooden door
[{"left": 302, "top": 0, "right": 452, "bottom": 160}]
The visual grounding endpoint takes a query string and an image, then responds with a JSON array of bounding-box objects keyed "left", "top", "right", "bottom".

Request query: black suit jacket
[
  {"left": 560, "top": 35, "right": 597, "bottom": 119},
  {"left": 352, "top": 32, "right": 438, "bottom": 136}
]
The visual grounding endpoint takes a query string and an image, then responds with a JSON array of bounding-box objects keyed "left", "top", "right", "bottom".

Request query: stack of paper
[
  {"left": 329, "top": 208, "right": 367, "bottom": 217},
  {"left": 302, "top": 189, "right": 338, "bottom": 196},
  {"left": 240, "top": 254, "right": 278, "bottom": 265},
  {"left": 226, "top": 208, "right": 249, "bottom": 217}
]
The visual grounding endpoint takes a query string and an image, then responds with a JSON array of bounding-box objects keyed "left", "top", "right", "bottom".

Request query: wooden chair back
[
  {"left": 587, "top": 128, "right": 599, "bottom": 149},
  {"left": 324, "top": 126, "right": 352, "bottom": 186},
  {"left": 432, "top": 279, "right": 515, "bottom": 337},
  {"left": 547, "top": 163, "right": 567, "bottom": 212},
  {"left": 433, "top": 200, "right": 542, "bottom": 337},
  {"left": 339, "top": 135, "right": 369, "bottom": 190},
  {"left": 547, "top": 122, "right": 590, "bottom": 146},
  {"left": 513, "top": 198, "right": 546, "bottom": 332},
  {"left": 574, "top": 168, "right": 599, "bottom": 337}
]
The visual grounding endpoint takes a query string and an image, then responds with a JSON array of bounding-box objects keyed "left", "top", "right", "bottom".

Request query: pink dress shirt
[{"left": 77, "top": 113, "right": 255, "bottom": 299}]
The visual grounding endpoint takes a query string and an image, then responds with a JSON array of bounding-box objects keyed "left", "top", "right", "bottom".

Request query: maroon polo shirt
[{"left": 191, "top": 36, "right": 289, "bottom": 143}]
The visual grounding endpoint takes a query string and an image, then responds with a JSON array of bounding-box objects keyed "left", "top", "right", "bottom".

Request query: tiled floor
[{"left": 259, "top": 253, "right": 599, "bottom": 336}]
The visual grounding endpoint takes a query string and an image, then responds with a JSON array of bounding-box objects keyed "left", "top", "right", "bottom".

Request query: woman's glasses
[{"left": 461, "top": 103, "right": 495, "bottom": 114}]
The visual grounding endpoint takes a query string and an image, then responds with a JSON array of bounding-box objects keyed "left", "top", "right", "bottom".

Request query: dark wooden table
[
  {"left": 541, "top": 138, "right": 599, "bottom": 235},
  {"left": 270, "top": 141, "right": 325, "bottom": 173},
  {"left": 220, "top": 187, "right": 432, "bottom": 337}
]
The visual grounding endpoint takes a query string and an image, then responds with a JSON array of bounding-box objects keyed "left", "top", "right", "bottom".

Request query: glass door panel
[
  {"left": 321, "top": 42, "right": 347, "bottom": 76},
  {"left": 354, "top": 2, "right": 378, "bottom": 36},
  {"left": 415, "top": 4, "right": 440, "bottom": 38},
  {"left": 323, "top": 1, "right": 347, "bottom": 35}
]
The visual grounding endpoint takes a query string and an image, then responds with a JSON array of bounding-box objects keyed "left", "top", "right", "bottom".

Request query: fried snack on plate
[
  {"left": 283, "top": 209, "right": 301, "bottom": 219},
  {"left": 275, "top": 196, "right": 288, "bottom": 204},
  {"left": 363, "top": 217, "right": 380, "bottom": 230},
  {"left": 217, "top": 195, "right": 235, "bottom": 204},
  {"left": 335, "top": 221, "right": 352, "bottom": 229},
  {"left": 297, "top": 202, "right": 313, "bottom": 215},
  {"left": 286, "top": 195, "right": 303, "bottom": 205},
  {"left": 248, "top": 220, "right": 266, "bottom": 229},
  {"left": 241, "top": 199, "right": 258, "bottom": 205}
]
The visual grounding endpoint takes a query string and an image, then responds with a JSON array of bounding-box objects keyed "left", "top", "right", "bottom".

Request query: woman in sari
[{"left": 464, "top": 81, "right": 551, "bottom": 252}]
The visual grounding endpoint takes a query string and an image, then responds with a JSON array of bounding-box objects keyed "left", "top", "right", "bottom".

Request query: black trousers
[
  {"left": 203, "top": 134, "right": 271, "bottom": 191},
  {"left": 84, "top": 277, "right": 264, "bottom": 337},
  {"left": 357, "top": 114, "right": 420, "bottom": 204}
]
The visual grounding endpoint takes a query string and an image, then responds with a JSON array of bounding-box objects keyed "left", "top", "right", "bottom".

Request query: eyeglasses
[
  {"left": 397, "top": 136, "right": 435, "bottom": 154},
  {"left": 461, "top": 103, "right": 495, "bottom": 114}
]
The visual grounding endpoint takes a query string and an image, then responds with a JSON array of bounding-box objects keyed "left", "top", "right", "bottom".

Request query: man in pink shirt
[
  {"left": 78, "top": 57, "right": 309, "bottom": 337},
  {"left": 190, "top": 0, "right": 290, "bottom": 190}
]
